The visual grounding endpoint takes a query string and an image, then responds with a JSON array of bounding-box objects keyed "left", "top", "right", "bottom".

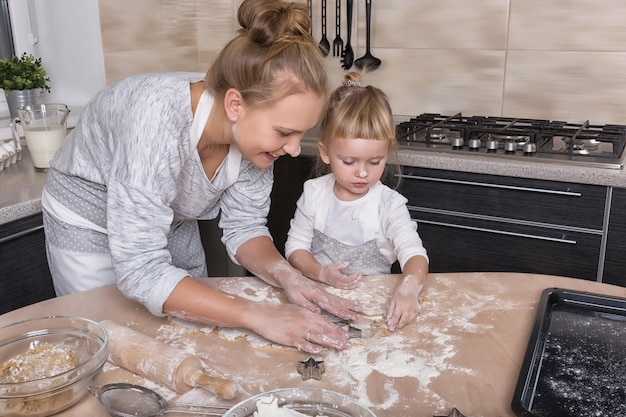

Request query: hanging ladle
[
  {"left": 354, "top": 0, "right": 381, "bottom": 71},
  {"left": 88, "top": 383, "right": 234, "bottom": 417}
]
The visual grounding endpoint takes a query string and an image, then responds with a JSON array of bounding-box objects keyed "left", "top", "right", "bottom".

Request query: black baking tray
[{"left": 511, "top": 287, "right": 626, "bottom": 417}]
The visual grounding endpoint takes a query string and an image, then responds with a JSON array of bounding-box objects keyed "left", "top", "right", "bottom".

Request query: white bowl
[
  {"left": 0, "top": 316, "right": 109, "bottom": 417},
  {"left": 224, "top": 387, "right": 377, "bottom": 417}
]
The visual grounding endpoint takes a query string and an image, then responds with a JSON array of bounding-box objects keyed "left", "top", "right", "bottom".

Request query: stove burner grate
[{"left": 395, "top": 113, "right": 626, "bottom": 169}]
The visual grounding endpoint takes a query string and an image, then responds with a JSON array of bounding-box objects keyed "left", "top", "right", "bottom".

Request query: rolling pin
[{"left": 100, "top": 320, "right": 237, "bottom": 399}]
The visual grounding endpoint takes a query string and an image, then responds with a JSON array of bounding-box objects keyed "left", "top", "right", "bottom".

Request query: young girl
[
  {"left": 285, "top": 72, "right": 429, "bottom": 331},
  {"left": 41, "top": 0, "right": 358, "bottom": 354}
]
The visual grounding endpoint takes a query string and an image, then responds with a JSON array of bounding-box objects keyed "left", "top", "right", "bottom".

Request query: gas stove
[{"left": 395, "top": 113, "right": 626, "bottom": 169}]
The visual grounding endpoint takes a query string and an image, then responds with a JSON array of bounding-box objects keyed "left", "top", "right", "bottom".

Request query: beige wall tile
[
  {"left": 348, "top": 48, "right": 506, "bottom": 116},
  {"left": 196, "top": 0, "right": 238, "bottom": 52},
  {"left": 504, "top": 51, "right": 626, "bottom": 124},
  {"left": 372, "top": 0, "right": 509, "bottom": 49},
  {"left": 96, "top": 0, "right": 626, "bottom": 125},
  {"left": 104, "top": 47, "right": 200, "bottom": 85},
  {"left": 509, "top": 0, "right": 626, "bottom": 51},
  {"left": 99, "top": 0, "right": 197, "bottom": 53}
]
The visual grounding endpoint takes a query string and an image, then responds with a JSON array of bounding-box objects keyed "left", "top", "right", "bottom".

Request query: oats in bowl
[{"left": 0, "top": 316, "right": 109, "bottom": 417}]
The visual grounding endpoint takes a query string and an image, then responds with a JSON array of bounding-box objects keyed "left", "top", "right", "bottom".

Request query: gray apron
[{"left": 311, "top": 229, "right": 391, "bottom": 275}]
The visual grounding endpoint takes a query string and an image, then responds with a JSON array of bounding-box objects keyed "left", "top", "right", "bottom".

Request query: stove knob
[
  {"left": 523, "top": 142, "right": 537, "bottom": 155},
  {"left": 504, "top": 141, "right": 516, "bottom": 153},
  {"left": 486, "top": 139, "right": 499, "bottom": 153},
  {"left": 451, "top": 137, "right": 464, "bottom": 149},
  {"left": 468, "top": 138, "right": 481, "bottom": 151}
]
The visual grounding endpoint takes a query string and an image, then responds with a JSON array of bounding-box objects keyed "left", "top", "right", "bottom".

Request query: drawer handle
[
  {"left": 398, "top": 174, "right": 582, "bottom": 197},
  {"left": 0, "top": 225, "right": 44, "bottom": 244},
  {"left": 417, "top": 219, "right": 577, "bottom": 244}
]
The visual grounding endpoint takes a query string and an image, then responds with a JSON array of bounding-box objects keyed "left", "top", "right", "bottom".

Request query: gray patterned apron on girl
[{"left": 311, "top": 229, "right": 391, "bottom": 275}]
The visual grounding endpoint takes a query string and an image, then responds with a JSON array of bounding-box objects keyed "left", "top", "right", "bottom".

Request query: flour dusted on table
[{"left": 153, "top": 275, "right": 524, "bottom": 414}]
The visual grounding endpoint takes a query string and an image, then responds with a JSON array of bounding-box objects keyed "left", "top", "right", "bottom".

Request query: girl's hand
[
  {"left": 319, "top": 262, "right": 361, "bottom": 289},
  {"left": 250, "top": 302, "right": 351, "bottom": 354},
  {"left": 386, "top": 274, "right": 424, "bottom": 331}
]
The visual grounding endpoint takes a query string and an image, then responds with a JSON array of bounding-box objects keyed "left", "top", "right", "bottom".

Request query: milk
[{"left": 24, "top": 125, "right": 66, "bottom": 170}]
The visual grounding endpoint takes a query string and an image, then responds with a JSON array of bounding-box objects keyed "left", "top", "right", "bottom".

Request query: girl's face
[
  {"left": 318, "top": 137, "right": 389, "bottom": 201},
  {"left": 231, "top": 90, "right": 324, "bottom": 169}
]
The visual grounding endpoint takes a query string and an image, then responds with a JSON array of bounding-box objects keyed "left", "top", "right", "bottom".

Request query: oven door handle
[
  {"left": 416, "top": 219, "right": 577, "bottom": 244},
  {"left": 0, "top": 224, "right": 44, "bottom": 244},
  {"left": 398, "top": 174, "right": 583, "bottom": 197}
]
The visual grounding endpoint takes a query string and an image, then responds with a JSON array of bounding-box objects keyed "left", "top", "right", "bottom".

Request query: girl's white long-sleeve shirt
[{"left": 285, "top": 173, "right": 428, "bottom": 270}]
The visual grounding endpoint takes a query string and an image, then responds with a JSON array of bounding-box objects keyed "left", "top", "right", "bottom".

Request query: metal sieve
[{"left": 88, "top": 383, "right": 230, "bottom": 417}]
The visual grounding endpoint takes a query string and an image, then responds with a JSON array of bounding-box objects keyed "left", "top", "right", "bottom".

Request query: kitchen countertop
[
  {"left": 3, "top": 131, "right": 626, "bottom": 226},
  {"left": 0, "top": 148, "right": 47, "bottom": 224},
  {"left": 1, "top": 272, "right": 624, "bottom": 417},
  {"left": 0, "top": 109, "right": 80, "bottom": 225},
  {"left": 301, "top": 138, "right": 626, "bottom": 188}
]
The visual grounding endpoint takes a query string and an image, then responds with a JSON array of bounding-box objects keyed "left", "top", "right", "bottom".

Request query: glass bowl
[
  {"left": 0, "top": 316, "right": 109, "bottom": 417},
  {"left": 224, "top": 387, "right": 377, "bottom": 417}
]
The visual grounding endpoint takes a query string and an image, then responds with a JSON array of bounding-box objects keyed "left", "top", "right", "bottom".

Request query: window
[{"left": 0, "top": 0, "right": 14, "bottom": 60}]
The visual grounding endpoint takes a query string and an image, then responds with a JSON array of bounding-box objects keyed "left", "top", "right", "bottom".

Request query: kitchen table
[{"left": 1, "top": 272, "right": 625, "bottom": 417}]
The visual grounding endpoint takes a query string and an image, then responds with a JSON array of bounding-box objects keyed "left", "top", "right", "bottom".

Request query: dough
[
  {"left": 0, "top": 342, "right": 78, "bottom": 383},
  {"left": 0, "top": 342, "right": 78, "bottom": 416}
]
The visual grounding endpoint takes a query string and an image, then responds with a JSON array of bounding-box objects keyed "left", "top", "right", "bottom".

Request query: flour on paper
[
  {"left": 320, "top": 274, "right": 521, "bottom": 410},
  {"left": 153, "top": 275, "right": 522, "bottom": 413}
]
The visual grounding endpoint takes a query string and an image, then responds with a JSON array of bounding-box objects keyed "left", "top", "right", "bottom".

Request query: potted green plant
[{"left": 0, "top": 52, "right": 51, "bottom": 118}]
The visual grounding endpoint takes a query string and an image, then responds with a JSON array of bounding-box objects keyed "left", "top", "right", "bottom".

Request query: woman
[{"left": 42, "top": 0, "right": 357, "bottom": 354}]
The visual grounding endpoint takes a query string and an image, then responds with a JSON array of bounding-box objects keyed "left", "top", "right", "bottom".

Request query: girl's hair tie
[{"left": 347, "top": 80, "right": 361, "bottom": 87}]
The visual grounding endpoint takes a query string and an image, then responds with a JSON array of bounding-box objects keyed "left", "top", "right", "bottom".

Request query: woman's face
[
  {"left": 232, "top": 90, "right": 324, "bottom": 169},
  {"left": 318, "top": 137, "right": 389, "bottom": 201}
]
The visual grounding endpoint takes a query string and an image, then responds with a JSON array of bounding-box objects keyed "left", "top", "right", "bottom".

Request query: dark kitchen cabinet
[
  {"left": 398, "top": 167, "right": 607, "bottom": 282},
  {"left": 0, "top": 213, "right": 56, "bottom": 314},
  {"left": 268, "top": 155, "right": 316, "bottom": 256},
  {"left": 603, "top": 188, "right": 626, "bottom": 287}
]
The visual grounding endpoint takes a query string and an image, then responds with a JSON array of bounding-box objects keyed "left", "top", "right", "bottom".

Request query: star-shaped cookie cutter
[
  {"left": 434, "top": 407, "right": 466, "bottom": 417},
  {"left": 334, "top": 319, "right": 362, "bottom": 339},
  {"left": 297, "top": 357, "right": 325, "bottom": 380}
]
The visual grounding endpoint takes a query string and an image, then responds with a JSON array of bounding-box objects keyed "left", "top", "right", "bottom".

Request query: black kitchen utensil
[
  {"left": 332, "top": 0, "right": 343, "bottom": 56},
  {"left": 319, "top": 0, "right": 330, "bottom": 56},
  {"left": 341, "top": 0, "right": 354, "bottom": 69},
  {"left": 354, "top": 0, "right": 381, "bottom": 71}
]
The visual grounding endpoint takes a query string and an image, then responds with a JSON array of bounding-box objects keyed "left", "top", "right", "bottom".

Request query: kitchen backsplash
[{"left": 98, "top": 0, "right": 626, "bottom": 125}]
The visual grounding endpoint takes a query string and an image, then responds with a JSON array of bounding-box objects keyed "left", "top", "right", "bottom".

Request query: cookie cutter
[
  {"left": 335, "top": 319, "right": 363, "bottom": 339},
  {"left": 434, "top": 407, "right": 467, "bottom": 417},
  {"left": 297, "top": 357, "right": 325, "bottom": 380}
]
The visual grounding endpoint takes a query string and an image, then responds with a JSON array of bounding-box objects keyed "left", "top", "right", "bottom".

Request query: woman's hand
[
  {"left": 281, "top": 272, "right": 360, "bottom": 321},
  {"left": 386, "top": 274, "right": 424, "bottom": 331},
  {"left": 249, "top": 302, "right": 351, "bottom": 354},
  {"left": 164, "top": 277, "right": 353, "bottom": 354},
  {"left": 319, "top": 262, "right": 361, "bottom": 289}
]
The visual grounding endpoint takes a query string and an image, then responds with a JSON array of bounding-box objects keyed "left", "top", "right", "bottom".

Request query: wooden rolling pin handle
[
  {"left": 100, "top": 320, "right": 237, "bottom": 399},
  {"left": 183, "top": 368, "right": 237, "bottom": 400}
]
